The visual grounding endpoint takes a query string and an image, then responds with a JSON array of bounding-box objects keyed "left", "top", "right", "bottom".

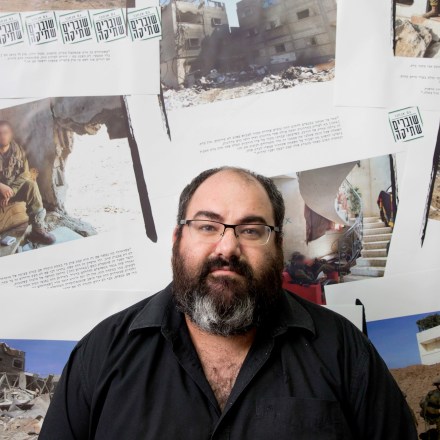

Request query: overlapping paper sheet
[
  {"left": 0, "top": 0, "right": 160, "bottom": 97},
  {"left": 334, "top": 0, "right": 440, "bottom": 110}
]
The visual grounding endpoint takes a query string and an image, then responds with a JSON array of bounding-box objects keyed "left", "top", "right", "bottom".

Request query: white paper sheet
[
  {"left": 0, "top": 2, "right": 160, "bottom": 97},
  {"left": 334, "top": 0, "right": 440, "bottom": 110}
]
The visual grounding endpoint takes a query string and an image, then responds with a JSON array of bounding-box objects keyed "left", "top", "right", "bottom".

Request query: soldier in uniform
[
  {"left": 420, "top": 377, "right": 440, "bottom": 439},
  {"left": 0, "top": 120, "right": 56, "bottom": 245},
  {"left": 423, "top": 0, "right": 439, "bottom": 18}
]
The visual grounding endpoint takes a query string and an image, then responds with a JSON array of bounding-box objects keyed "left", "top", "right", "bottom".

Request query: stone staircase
[{"left": 343, "top": 216, "right": 392, "bottom": 282}]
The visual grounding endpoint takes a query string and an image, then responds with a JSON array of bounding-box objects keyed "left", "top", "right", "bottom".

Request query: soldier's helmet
[{"left": 432, "top": 376, "right": 440, "bottom": 386}]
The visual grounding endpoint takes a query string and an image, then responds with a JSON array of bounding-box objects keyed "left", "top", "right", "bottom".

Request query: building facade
[
  {"left": 161, "top": 0, "right": 230, "bottom": 88},
  {"left": 0, "top": 342, "right": 25, "bottom": 375},
  {"left": 161, "top": 0, "right": 337, "bottom": 88},
  {"left": 236, "top": 0, "right": 336, "bottom": 72},
  {"left": 417, "top": 324, "right": 440, "bottom": 366}
]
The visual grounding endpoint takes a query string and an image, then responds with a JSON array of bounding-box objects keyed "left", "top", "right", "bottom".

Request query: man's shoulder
[
  {"left": 282, "top": 290, "right": 368, "bottom": 345},
  {"left": 77, "top": 285, "right": 172, "bottom": 351}
]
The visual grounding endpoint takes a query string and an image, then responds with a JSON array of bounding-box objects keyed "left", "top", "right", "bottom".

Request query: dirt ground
[
  {"left": 0, "top": 0, "right": 134, "bottom": 12},
  {"left": 391, "top": 363, "right": 440, "bottom": 435},
  {"left": 63, "top": 128, "right": 144, "bottom": 234},
  {"left": 429, "top": 172, "right": 440, "bottom": 221}
]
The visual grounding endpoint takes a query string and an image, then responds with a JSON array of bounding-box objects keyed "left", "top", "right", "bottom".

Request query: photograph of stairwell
[
  {"left": 161, "top": 0, "right": 337, "bottom": 110},
  {"left": 274, "top": 153, "right": 399, "bottom": 304},
  {"left": 394, "top": 0, "right": 440, "bottom": 58}
]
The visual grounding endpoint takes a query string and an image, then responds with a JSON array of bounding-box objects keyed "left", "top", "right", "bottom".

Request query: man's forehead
[{"left": 186, "top": 170, "right": 274, "bottom": 221}]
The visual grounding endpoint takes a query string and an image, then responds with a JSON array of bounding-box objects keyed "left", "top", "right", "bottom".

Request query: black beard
[{"left": 171, "top": 238, "right": 284, "bottom": 336}]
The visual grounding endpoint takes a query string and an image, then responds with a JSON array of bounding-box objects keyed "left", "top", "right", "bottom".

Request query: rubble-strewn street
[
  {"left": 395, "top": 18, "right": 440, "bottom": 58},
  {"left": 163, "top": 63, "right": 335, "bottom": 110}
]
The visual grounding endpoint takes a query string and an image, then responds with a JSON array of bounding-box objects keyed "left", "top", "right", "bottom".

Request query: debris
[
  {"left": 163, "top": 63, "right": 335, "bottom": 110},
  {"left": 395, "top": 18, "right": 436, "bottom": 58}
]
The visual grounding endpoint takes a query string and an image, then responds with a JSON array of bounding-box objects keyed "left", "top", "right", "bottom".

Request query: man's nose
[{"left": 214, "top": 228, "right": 241, "bottom": 259}]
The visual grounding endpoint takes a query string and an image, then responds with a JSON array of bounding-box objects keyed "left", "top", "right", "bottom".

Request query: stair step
[
  {"left": 342, "top": 274, "right": 374, "bottom": 283},
  {"left": 355, "top": 257, "right": 387, "bottom": 267},
  {"left": 364, "top": 227, "right": 392, "bottom": 236},
  {"left": 363, "top": 221, "right": 386, "bottom": 230},
  {"left": 350, "top": 266, "right": 385, "bottom": 277},
  {"left": 351, "top": 216, "right": 380, "bottom": 223},
  {"left": 363, "top": 241, "right": 390, "bottom": 250},
  {"left": 363, "top": 233, "right": 392, "bottom": 243},
  {"left": 361, "top": 249, "right": 387, "bottom": 258}
]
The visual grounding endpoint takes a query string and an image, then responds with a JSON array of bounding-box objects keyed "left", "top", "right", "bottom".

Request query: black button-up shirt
[{"left": 40, "top": 284, "right": 417, "bottom": 440}]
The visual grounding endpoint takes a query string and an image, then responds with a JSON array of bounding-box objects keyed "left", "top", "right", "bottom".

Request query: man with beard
[{"left": 40, "top": 167, "right": 416, "bottom": 440}]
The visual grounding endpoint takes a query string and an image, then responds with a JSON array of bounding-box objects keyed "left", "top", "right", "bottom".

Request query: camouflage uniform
[{"left": 0, "top": 140, "right": 45, "bottom": 224}]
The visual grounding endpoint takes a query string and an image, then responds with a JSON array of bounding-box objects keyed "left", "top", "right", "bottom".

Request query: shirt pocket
[{"left": 255, "top": 396, "right": 344, "bottom": 440}]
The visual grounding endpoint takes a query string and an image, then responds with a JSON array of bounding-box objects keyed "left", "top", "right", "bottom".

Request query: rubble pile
[
  {"left": 395, "top": 18, "right": 440, "bottom": 58},
  {"left": 163, "top": 64, "right": 335, "bottom": 110},
  {"left": 0, "top": 394, "right": 49, "bottom": 439}
]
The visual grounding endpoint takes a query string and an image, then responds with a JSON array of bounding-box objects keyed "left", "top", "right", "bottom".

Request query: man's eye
[
  {"left": 241, "top": 228, "right": 260, "bottom": 236},
  {"left": 198, "top": 224, "right": 218, "bottom": 233}
]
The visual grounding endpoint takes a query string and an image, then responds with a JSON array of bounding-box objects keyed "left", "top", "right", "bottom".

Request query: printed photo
[
  {"left": 273, "top": 154, "right": 399, "bottom": 305},
  {"left": 0, "top": 96, "right": 156, "bottom": 260},
  {"left": 161, "top": 0, "right": 337, "bottom": 110},
  {"left": 394, "top": 0, "right": 440, "bottom": 58},
  {"left": 0, "top": 339, "right": 76, "bottom": 440},
  {"left": 0, "top": 0, "right": 135, "bottom": 12},
  {"left": 424, "top": 123, "right": 440, "bottom": 226},
  {"left": 368, "top": 312, "right": 440, "bottom": 438}
]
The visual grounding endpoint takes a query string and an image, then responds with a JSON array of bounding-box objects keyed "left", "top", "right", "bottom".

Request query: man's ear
[{"left": 172, "top": 226, "right": 179, "bottom": 244}]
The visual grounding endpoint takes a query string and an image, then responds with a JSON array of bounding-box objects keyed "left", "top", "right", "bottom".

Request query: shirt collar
[{"left": 128, "top": 283, "right": 316, "bottom": 337}]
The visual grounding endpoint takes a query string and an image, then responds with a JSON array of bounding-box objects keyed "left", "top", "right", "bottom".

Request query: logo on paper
[
  {"left": 128, "top": 7, "right": 161, "bottom": 41},
  {"left": 389, "top": 106, "right": 424, "bottom": 142},
  {"left": 92, "top": 9, "right": 126, "bottom": 43},
  {"left": 58, "top": 10, "right": 93, "bottom": 44},
  {"left": 0, "top": 13, "right": 24, "bottom": 47},
  {"left": 25, "top": 11, "right": 58, "bottom": 45}
]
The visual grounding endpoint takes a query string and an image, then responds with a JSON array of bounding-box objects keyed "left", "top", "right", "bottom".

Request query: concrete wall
[
  {"left": 273, "top": 176, "right": 342, "bottom": 263},
  {"left": 417, "top": 325, "right": 440, "bottom": 365},
  {"left": 236, "top": 0, "right": 336, "bottom": 70},
  {"left": 346, "top": 156, "right": 392, "bottom": 218},
  {"left": 160, "top": 0, "right": 229, "bottom": 87}
]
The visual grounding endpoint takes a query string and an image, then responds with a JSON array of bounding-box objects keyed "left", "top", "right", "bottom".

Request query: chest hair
[{"left": 197, "top": 349, "right": 246, "bottom": 411}]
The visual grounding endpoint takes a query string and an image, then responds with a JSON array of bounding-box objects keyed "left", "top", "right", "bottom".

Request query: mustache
[{"left": 199, "top": 256, "right": 253, "bottom": 279}]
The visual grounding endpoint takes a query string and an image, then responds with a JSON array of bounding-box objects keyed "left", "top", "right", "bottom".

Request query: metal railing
[{"left": 336, "top": 180, "right": 364, "bottom": 276}]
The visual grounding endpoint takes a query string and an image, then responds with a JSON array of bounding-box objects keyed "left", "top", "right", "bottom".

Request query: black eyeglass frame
[{"left": 179, "top": 219, "right": 281, "bottom": 245}]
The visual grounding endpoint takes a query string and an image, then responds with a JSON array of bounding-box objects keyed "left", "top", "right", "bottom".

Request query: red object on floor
[
  {"left": 282, "top": 271, "right": 326, "bottom": 305},
  {"left": 326, "top": 271, "right": 339, "bottom": 282}
]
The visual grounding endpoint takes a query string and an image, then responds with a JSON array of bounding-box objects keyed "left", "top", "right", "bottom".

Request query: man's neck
[
  {"left": 0, "top": 144, "right": 10, "bottom": 155},
  {"left": 185, "top": 315, "right": 257, "bottom": 410},
  {"left": 184, "top": 315, "right": 257, "bottom": 355}
]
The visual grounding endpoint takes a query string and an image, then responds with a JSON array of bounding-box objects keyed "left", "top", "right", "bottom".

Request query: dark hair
[
  {"left": 176, "top": 166, "right": 285, "bottom": 245},
  {"left": 0, "top": 121, "right": 12, "bottom": 131}
]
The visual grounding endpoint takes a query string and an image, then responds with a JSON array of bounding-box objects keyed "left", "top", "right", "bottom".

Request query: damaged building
[
  {"left": 160, "top": 0, "right": 337, "bottom": 88},
  {"left": 0, "top": 342, "right": 25, "bottom": 375},
  {"left": 161, "top": 0, "right": 230, "bottom": 88}
]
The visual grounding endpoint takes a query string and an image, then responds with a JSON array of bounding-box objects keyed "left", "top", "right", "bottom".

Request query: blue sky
[
  {"left": 367, "top": 311, "right": 440, "bottom": 369},
  {"left": 2, "top": 339, "right": 77, "bottom": 376}
]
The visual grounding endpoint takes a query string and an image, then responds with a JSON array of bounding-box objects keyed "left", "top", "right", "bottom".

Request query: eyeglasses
[{"left": 179, "top": 219, "right": 280, "bottom": 246}]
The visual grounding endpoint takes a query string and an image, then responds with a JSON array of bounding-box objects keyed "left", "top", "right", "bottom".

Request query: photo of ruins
[
  {"left": 0, "top": 0, "right": 135, "bottom": 12},
  {"left": 0, "top": 96, "right": 156, "bottom": 260},
  {"left": 394, "top": 0, "right": 440, "bottom": 58},
  {"left": 272, "top": 154, "right": 399, "bottom": 305},
  {"left": 161, "top": 0, "right": 337, "bottom": 109},
  {"left": 368, "top": 312, "right": 440, "bottom": 438},
  {"left": 0, "top": 339, "right": 75, "bottom": 440}
]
